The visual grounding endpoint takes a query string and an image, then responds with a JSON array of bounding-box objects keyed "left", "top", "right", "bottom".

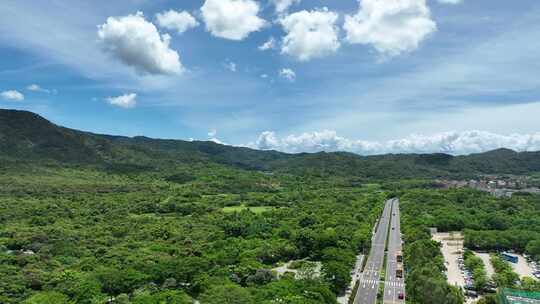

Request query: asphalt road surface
[
  {"left": 353, "top": 199, "right": 393, "bottom": 304},
  {"left": 383, "top": 199, "right": 406, "bottom": 304}
]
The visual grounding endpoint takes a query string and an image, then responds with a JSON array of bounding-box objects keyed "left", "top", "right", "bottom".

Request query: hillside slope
[
  {"left": 1, "top": 109, "right": 540, "bottom": 179},
  {"left": 0, "top": 110, "right": 110, "bottom": 163}
]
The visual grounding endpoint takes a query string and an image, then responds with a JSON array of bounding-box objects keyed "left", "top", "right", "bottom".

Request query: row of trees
[
  {"left": 490, "top": 255, "right": 520, "bottom": 288},
  {"left": 463, "top": 250, "right": 488, "bottom": 291}
]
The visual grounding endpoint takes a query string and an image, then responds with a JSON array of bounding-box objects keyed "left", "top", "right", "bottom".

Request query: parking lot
[
  {"left": 432, "top": 232, "right": 466, "bottom": 287},
  {"left": 432, "top": 232, "right": 480, "bottom": 303},
  {"left": 510, "top": 253, "right": 539, "bottom": 280}
]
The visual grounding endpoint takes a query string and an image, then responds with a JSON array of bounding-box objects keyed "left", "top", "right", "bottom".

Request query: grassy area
[{"left": 222, "top": 205, "right": 274, "bottom": 214}]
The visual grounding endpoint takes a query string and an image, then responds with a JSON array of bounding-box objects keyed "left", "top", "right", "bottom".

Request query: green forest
[
  {"left": 1, "top": 110, "right": 540, "bottom": 303},
  {"left": 0, "top": 164, "right": 386, "bottom": 303},
  {"left": 2, "top": 163, "right": 540, "bottom": 303}
]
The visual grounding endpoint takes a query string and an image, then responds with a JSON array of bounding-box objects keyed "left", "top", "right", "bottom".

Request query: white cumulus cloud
[
  {"left": 344, "top": 0, "right": 437, "bottom": 57},
  {"left": 279, "top": 8, "right": 340, "bottom": 61},
  {"left": 1, "top": 90, "right": 24, "bottom": 101},
  {"left": 271, "top": 0, "right": 301, "bottom": 14},
  {"left": 208, "top": 129, "right": 217, "bottom": 137},
  {"left": 209, "top": 138, "right": 225, "bottom": 144},
  {"left": 26, "top": 84, "right": 54, "bottom": 94},
  {"left": 106, "top": 93, "right": 137, "bottom": 108},
  {"left": 97, "top": 12, "right": 182, "bottom": 75},
  {"left": 201, "top": 0, "right": 267, "bottom": 40},
  {"left": 258, "top": 37, "right": 277, "bottom": 51},
  {"left": 207, "top": 129, "right": 226, "bottom": 144},
  {"left": 156, "top": 10, "right": 199, "bottom": 34},
  {"left": 279, "top": 68, "right": 296, "bottom": 81},
  {"left": 248, "top": 130, "right": 540, "bottom": 155}
]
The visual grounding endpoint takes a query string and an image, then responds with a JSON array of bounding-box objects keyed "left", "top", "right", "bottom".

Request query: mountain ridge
[{"left": 2, "top": 108, "right": 539, "bottom": 179}]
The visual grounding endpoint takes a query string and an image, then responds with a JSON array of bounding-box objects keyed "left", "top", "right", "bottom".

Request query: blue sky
[{"left": 1, "top": 0, "right": 540, "bottom": 155}]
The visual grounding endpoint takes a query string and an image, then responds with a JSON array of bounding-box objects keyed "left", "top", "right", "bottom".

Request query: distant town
[{"left": 435, "top": 175, "right": 540, "bottom": 197}]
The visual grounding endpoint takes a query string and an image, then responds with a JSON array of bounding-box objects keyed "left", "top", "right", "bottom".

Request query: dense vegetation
[
  {"left": 393, "top": 188, "right": 540, "bottom": 258},
  {"left": 2, "top": 109, "right": 540, "bottom": 303},
  {"left": 0, "top": 163, "right": 386, "bottom": 303},
  {"left": 400, "top": 195, "right": 465, "bottom": 304}
]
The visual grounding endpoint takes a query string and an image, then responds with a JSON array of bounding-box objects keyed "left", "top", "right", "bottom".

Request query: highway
[
  {"left": 353, "top": 199, "right": 393, "bottom": 304},
  {"left": 383, "top": 199, "right": 406, "bottom": 304}
]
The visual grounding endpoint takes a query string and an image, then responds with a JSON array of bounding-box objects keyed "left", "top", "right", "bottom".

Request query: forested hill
[{"left": 2, "top": 108, "right": 540, "bottom": 179}]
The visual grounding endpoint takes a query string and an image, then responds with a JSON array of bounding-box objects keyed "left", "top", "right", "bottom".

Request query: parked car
[
  {"left": 484, "top": 287, "right": 497, "bottom": 293},
  {"left": 398, "top": 292, "right": 404, "bottom": 300}
]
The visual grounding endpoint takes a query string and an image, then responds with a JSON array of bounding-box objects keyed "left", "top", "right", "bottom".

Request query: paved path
[{"left": 353, "top": 199, "right": 393, "bottom": 304}]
